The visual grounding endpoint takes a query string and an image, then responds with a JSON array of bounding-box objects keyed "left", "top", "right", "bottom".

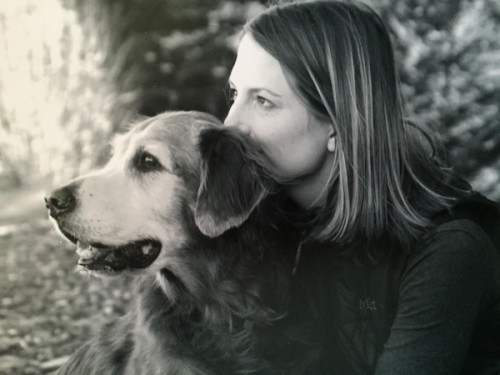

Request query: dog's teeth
[
  {"left": 78, "top": 248, "right": 93, "bottom": 258},
  {"left": 76, "top": 241, "right": 92, "bottom": 258}
]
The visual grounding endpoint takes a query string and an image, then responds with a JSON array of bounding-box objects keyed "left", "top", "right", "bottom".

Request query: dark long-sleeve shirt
[{"left": 295, "top": 203, "right": 500, "bottom": 374}]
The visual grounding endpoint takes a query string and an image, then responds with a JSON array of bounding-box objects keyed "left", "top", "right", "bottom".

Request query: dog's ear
[{"left": 195, "top": 128, "right": 274, "bottom": 238}]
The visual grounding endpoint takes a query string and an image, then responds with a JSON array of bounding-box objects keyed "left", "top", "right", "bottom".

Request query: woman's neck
[{"left": 285, "top": 152, "right": 336, "bottom": 210}]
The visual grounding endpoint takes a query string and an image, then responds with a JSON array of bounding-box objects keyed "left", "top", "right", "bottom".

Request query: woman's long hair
[{"left": 245, "top": 1, "right": 471, "bottom": 249}]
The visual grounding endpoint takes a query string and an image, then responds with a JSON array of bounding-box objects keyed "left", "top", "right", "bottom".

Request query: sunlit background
[{"left": 0, "top": 0, "right": 499, "bottom": 373}]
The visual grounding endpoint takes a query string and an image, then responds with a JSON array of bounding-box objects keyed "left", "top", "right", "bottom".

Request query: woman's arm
[{"left": 375, "top": 219, "right": 499, "bottom": 375}]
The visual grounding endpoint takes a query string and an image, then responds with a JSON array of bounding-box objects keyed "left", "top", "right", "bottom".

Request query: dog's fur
[{"left": 46, "top": 111, "right": 323, "bottom": 375}]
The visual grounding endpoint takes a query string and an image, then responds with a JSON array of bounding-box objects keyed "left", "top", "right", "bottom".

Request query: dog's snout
[{"left": 45, "top": 185, "right": 77, "bottom": 218}]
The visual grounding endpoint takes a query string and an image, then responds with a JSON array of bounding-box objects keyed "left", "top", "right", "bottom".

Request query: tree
[{"left": 372, "top": 0, "right": 500, "bottom": 199}]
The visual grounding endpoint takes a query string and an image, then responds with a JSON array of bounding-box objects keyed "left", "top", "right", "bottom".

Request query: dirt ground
[{"left": 0, "top": 187, "right": 131, "bottom": 375}]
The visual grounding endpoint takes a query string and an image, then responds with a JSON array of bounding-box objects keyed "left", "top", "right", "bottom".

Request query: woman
[{"left": 224, "top": 1, "right": 500, "bottom": 374}]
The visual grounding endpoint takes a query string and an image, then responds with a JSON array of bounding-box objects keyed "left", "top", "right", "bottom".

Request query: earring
[{"left": 327, "top": 135, "right": 336, "bottom": 152}]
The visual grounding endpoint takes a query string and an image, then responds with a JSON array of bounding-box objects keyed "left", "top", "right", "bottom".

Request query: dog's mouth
[
  {"left": 60, "top": 228, "right": 161, "bottom": 272},
  {"left": 76, "top": 240, "right": 161, "bottom": 272}
]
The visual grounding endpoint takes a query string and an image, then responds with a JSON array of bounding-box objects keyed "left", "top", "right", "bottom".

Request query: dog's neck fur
[{"left": 130, "top": 196, "right": 304, "bottom": 374}]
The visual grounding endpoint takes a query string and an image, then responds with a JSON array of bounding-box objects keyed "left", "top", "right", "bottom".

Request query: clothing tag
[{"left": 359, "top": 298, "right": 377, "bottom": 311}]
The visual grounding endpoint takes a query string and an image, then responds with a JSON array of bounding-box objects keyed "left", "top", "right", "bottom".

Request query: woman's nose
[
  {"left": 223, "top": 106, "right": 239, "bottom": 127},
  {"left": 224, "top": 104, "right": 250, "bottom": 133}
]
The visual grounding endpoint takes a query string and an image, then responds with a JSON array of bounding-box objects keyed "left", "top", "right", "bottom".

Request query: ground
[{"left": 0, "top": 187, "right": 131, "bottom": 375}]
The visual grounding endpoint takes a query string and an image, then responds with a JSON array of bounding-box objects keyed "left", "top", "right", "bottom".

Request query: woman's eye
[
  {"left": 135, "top": 151, "right": 163, "bottom": 172},
  {"left": 227, "top": 88, "right": 237, "bottom": 105},
  {"left": 255, "top": 95, "right": 274, "bottom": 110}
]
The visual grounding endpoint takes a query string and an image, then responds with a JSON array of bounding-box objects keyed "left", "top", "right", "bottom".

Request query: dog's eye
[{"left": 135, "top": 151, "right": 163, "bottom": 172}]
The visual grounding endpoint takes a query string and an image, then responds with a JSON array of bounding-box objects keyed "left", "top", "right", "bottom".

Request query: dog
[{"left": 45, "top": 111, "right": 325, "bottom": 375}]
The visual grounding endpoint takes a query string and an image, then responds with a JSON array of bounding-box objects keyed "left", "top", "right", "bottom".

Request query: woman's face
[{"left": 225, "top": 34, "right": 335, "bottom": 206}]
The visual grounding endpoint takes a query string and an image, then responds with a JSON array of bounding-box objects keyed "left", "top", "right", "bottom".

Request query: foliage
[
  {"left": 0, "top": 0, "right": 498, "bottom": 199},
  {"left": 372, "top": 0, "right": 500, "bottom": 199}
]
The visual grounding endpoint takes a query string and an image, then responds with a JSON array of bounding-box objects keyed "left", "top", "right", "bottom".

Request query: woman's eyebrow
[
  {"left": 228, "top": 80, "right": 282, "bottom": 98},
  {"left": 254, "top": 88, "right": 282, "bottom": 98}
]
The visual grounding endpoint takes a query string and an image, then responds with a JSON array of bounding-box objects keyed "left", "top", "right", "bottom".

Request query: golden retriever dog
[{"left": 45, "top": 111, "right": 324, "bottom": 375}]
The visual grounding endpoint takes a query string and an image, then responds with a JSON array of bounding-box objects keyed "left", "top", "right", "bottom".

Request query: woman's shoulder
[
  {"left": 430, "top": 217, "right": 496, "bottom": 251},
  {"left": 404, "top": 195, "right": 500, "bottom": 287},
  {"left": 419, "top": 213, "right": 496, "bottom": 255},
  {"left": 423, "top": 194, "right": 499, "bottom": 254}
]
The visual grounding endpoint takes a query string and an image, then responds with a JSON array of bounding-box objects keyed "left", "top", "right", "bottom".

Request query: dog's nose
[{"left": 44, "top": 185, "right": 77, "bottom": 218}]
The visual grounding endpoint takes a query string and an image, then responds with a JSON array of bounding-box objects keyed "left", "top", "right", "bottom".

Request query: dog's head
[{"left": 45, "top": 111, "right": 278, "bottom": 277}]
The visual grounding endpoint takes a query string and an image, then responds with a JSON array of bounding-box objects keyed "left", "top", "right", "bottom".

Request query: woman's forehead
[{"left": 230, "top": 35, "right": 290, "bottom": 93}]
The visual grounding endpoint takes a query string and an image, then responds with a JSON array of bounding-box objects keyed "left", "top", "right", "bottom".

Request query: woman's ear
[
  {"left": 195, "top": 128, "right": 273, "bottom": 238},
  {"left": 327, "top": 128, "right": 336, "bottom": 152}
]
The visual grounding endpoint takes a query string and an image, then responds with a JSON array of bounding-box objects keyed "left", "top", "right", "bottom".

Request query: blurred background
[{"left": 0, "top": 0, "right": 499, "bottom": 373}]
